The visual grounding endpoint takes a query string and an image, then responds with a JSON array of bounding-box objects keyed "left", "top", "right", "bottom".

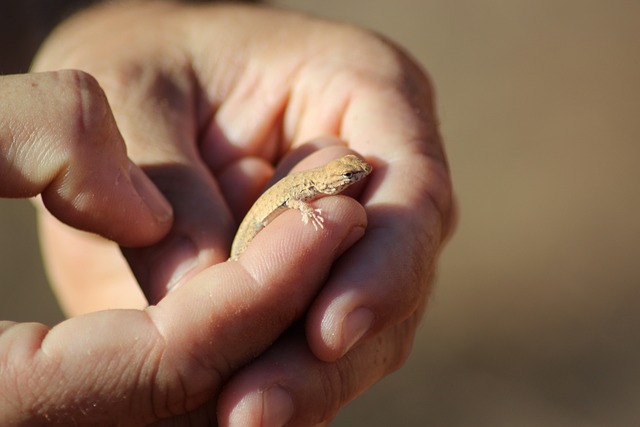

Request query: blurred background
[{"left": 2, "top": 0, "right": 639, "bottom": 425}]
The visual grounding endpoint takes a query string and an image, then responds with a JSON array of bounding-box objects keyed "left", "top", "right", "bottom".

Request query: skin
[
  {"left": 20, "top": 1, "right": 455, "bottom": 425},
  {"left": 0, "top": 71, "right": 368, "bottom": 425}
]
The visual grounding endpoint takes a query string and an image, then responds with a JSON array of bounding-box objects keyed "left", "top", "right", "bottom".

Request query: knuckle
[
  {"left": 310, "top": 355, "right": 363, "bottom": 423},
  {"left": 313, "top": 28, "right": 437, "bottom": 139},
  {"left": 38, "top": 70, "right": 126, "bottom": 217},
  {"left": 307, "top": 321, "right": 419, "bottom": 425},
  {"left": 53, "top": 69, "right": 113, "bottom": 147},
  {"left": 386, "top": 315, "right": 421, "bottom": 373},
  {"left": 327, "top": 25, "right": 431, "bottom": 90}
]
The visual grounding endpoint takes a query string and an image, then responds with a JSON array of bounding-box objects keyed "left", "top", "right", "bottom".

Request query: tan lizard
[{"left": 229, "top": 154, "right": 373, "bottom": 260}]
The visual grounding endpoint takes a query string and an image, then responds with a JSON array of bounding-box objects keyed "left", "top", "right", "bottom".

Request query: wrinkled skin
[{"left": 1, "top": 2, "right": 455, "bottom": 425}]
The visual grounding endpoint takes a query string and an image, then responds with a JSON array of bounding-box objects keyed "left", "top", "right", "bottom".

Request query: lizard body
[{"left": 229, "top": 154, "right": 372, "bottom": 260}]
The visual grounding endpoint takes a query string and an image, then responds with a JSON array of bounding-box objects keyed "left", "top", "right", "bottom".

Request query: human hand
[
  {"left": 32, "top": 2, "right": 455, "bottom": 425},
  {"left": 0, "top": 71, "right": 172, "bottom": 245},
  {"left": 0, "top": 71, "right": 365, "bottom": 424}
]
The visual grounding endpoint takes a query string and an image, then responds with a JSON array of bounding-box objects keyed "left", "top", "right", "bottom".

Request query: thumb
[
  {"left": 0, "top": 71, "right": 172, "bottom": 246},
  {"left": 0, "top": 196, "right": 366, "bottom": 425}
]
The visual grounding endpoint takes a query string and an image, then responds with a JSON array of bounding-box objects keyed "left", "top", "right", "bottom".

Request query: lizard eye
[{"left": 343, "top": 172, "right": 354, "bottom": 179}]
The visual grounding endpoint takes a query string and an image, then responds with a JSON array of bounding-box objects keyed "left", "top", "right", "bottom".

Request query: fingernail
[
  {"left": 342, "top": 307, "right": 374, "bottom": 356},
  {"left": 262, "top": 387, "right": 294, "bottom": 427},
  {"left": 334, "top": 224, "right": 366, "bottom": 257},
  {"left": 129, "top": 163, "right": 172, "bottom": 223},
  {"left": 164, "top": 237, "right": 201, "bottom": 292}
]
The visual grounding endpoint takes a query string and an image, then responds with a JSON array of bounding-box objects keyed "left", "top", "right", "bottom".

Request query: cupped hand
[
  {"left": 32, "top": 2, "right": 455, "bottom": 425},
  {"left": 0, "top": 70, "right": 365, "bottom": 424}
]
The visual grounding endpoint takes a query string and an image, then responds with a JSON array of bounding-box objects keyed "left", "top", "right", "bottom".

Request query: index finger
[{"left": 0, "top": 71, "right": 173, "bottom": 246}]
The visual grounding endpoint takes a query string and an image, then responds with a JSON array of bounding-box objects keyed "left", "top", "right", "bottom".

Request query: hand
[
  {"left": 0, "top": 71, "right": 365, "bottom": 424},
  {"left": 32, "top": 2, "right": 455, "bottom": 425}
]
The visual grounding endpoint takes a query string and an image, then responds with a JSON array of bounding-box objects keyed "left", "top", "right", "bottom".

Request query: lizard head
[{"left": 322, "top": 154, "right": 373, "bottom": 194}]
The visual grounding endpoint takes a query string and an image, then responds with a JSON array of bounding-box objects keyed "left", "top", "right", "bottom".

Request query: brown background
[{"left": 2, "top": 1, "right": 639, "bottom": 425}]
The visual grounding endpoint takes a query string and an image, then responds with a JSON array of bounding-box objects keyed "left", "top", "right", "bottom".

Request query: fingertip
[
  {"left": 261, "top": 387, "right": 295, "bottom": 427},
  {"left": 102, "top": 163, "right": 173, "bottom": 248},
  {"left": 336, "top": 307, "right": 374, "bottom": 357},
  {"left": 309, "top": 300, "right": 375, "bottom": 363},
  {"left": 333, "top": 221, "right": 367, "bottom": 259},
  {"left": 129, "top": 162, "right": 173, "bottom": 226},
  {"left": 223, "top": 386, "right": 294, "bottom": 427}
]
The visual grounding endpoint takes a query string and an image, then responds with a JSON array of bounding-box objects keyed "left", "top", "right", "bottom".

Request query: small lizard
[{"left": 230, "top": 154, "right": 373, "bottom": 260}]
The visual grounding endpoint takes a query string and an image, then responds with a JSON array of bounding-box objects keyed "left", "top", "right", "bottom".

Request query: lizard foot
[{"left": 301, "top": 208, "right": 325, "bottom": 231}]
